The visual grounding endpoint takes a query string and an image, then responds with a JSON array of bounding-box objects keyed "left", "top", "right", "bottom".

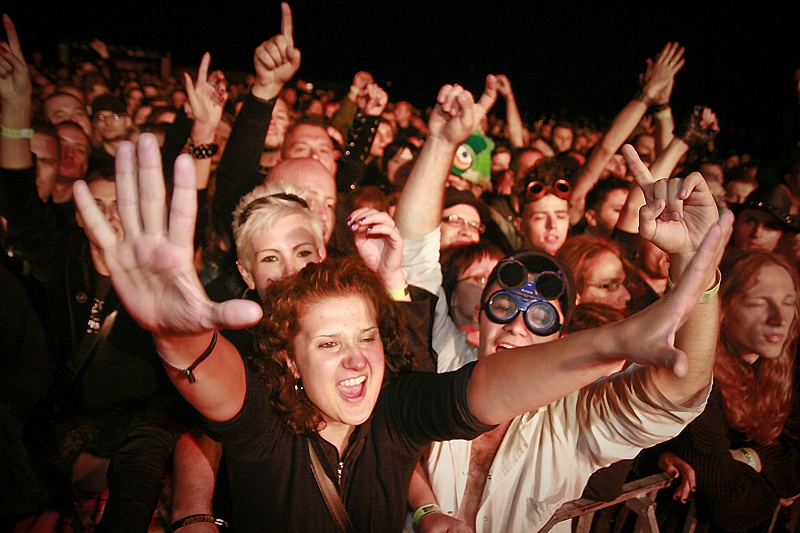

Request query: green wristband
[
  {"left": 667, "top": 268, "right": 721, "bottom": 304},
  {"left": 412, "top": 503, "right": 441, "bottom": 529}
]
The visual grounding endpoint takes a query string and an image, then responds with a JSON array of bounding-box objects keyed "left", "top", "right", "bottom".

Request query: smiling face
[
  {"left": 288, "top": 294, "right": 385, "bottom": 443},
  {"left": 238, "top": 212, "right": 325, "bottom": 300},
  {"left": 477, "top": 278, "right": 563, "bottom": 359},
  {"left": 724, "top": 264, "right": 797, "bottom": 362}
]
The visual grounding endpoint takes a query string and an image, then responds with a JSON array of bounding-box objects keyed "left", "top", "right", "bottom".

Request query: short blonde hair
[{"left": 232, "top": 182, "right": 324, "bottom": 272}]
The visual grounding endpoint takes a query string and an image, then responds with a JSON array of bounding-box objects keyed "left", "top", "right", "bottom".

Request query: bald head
[{"left": 267, "top": 158, "right": 337, "bottom": 244}]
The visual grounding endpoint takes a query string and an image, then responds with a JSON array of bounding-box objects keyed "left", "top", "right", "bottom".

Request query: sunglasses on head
[{"left": 525, "top": 179, "right": 571, "bottom": 203}]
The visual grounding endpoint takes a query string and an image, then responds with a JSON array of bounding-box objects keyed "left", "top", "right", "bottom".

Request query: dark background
[{"left": 5, "top": 1, "right": 800, "bottom": 159}]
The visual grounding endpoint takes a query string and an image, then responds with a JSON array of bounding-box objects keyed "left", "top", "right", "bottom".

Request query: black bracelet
[
  {"left": 171, "top": 513, "right": 229, "bottom": 531},
  {"left": 187, "top": 138, "right": 219, "bottom": 159},
  {"left": 632, "top": 89, "right": 655, "bottom": 109},
  {"left": 157, "top": 331, "right": 218, "bottom": 383}
]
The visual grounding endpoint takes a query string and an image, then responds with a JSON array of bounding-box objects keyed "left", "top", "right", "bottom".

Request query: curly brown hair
[
  {"left": 252, "top": 255, "right": 415, "bottom": 435},
  {"left": 716, "top": 249, "right": 799, "bottom": 444}
]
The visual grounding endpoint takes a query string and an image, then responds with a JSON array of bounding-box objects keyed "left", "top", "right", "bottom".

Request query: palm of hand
[{"left": 113, "top": 234, "right": 208, "bottom": 335}]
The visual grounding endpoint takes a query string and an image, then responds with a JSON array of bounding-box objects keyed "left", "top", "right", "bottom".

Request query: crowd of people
[{"left": 1, "top": 3, "right": 799, "bottom": 533}]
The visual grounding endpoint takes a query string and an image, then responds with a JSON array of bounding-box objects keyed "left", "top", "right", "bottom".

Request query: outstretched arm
[
  {"left": 496, "top": 74, "right": 525, "bottom": 149},
  {"left": 73, "top": 134, "right": 263, "bottom": 421},
  {"left": 468, "top": 175, "right": 732, "bottom": 424}
]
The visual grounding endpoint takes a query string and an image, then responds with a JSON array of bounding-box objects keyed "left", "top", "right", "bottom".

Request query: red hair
[
  {"left": 716, "top": 249, "right": 799, "bottom": 444},
  {"left": 253, "top": 255, "right": 414, "bottom": 435}
]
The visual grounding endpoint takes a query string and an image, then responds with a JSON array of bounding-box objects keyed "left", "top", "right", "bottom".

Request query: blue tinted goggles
[{"left": 481, "top": 259, "right": 565, "bottom": 336}]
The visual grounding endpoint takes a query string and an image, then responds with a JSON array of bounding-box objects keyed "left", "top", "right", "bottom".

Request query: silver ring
[{"left": 669, "top": 62, "right": 676, "bottom": 67}]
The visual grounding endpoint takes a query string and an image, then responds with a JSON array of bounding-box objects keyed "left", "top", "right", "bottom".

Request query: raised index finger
[
  {"left": 280, "top": 3, "right": 293, "bottom": 46},
  {"left": 622, "top": 144, "right": 655, "bottom": 200},
  {"left": 2, "top": 15, "right": 23, "bottom": 59}
]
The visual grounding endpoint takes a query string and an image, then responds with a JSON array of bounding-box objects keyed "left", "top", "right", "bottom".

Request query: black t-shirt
[{"left": 204, "top": 363, "right": 491, "bottom": 532}]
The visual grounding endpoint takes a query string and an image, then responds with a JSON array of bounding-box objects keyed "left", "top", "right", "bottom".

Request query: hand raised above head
[
  {"left": 622, "top": 143, "right": 720, "bottom": 258},
  {"left": 72, "top": 134, "right": 263, "bottom": 338},
  {"left": 0, "top": 14, "right": 32, "bottom": 106},
  {"left": 427, "top": 83, "right": 478, "bottom": 146},
  {"left": 252, "top": 2, "right": 301, "bottom": 101},
  {"left": 183, "top": 52, "right": 227, "bottom": 130},
  {"left": 612, "top": 207, "right": 733, "bottom": 376}
]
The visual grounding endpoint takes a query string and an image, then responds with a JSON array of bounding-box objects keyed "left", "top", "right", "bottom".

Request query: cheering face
[
  {"left": 477, "top": 279, "right": 563, "bottom": 360},
  {"left": 238, "top": 212, "right": 325, "bottom": 300},
  {"left": 288, "top": 295, "right": 385, "bottom": 435},
  {"left": 724, "top": 264, "right": 797, "bottom": 362}
]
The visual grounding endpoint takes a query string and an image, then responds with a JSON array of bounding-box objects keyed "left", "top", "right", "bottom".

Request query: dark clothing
[
  {"left": 0, "top": 165, "right": 193, "bottom": 532},
  {"left": 204, "top": 363, "right": 491, "bottom": 533},
  {"left": 640, "top": 384, "right": 800, "bottom": 532}
]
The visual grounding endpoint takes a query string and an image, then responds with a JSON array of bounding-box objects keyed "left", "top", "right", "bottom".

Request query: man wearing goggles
[{"left": 395, "top": 73, "right": 731, "bottom": 533}]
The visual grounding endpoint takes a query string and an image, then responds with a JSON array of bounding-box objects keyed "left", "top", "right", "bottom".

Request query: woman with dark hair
[{"left": 646, "top": 249, "right": 800, "bottom": 531}]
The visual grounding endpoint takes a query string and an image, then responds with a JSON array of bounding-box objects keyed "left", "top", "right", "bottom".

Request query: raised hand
[
  {"left": 183, "top": 53, "right": 228, "bottom": 132},
  {"left": 622, "top": 144, "right": 720, "bottom": 258},
  {"left": 641, "top": 42, "right": 685, "bottom": 105},
  {"left": 495, "top": 74, "right": 513, "bottom": 98},
  {"left": 0, "top": 15, "right": 32, "bottom": 107},
  {"left": 418, "top": 511, "right": 475, "bottom": 532},
  {"left": 613, "top": 206, "right": 733, "bottom": 376},
  {"left": 252, "top": 2, "right": 301, "bottom": 101},
  {"left": 348, "top": 207, "right": 406, "bottom": 290},
  {"left": 357, "top": 83, "right": 388, "bottom": 116},
  {"left": 427, "top": 83, "right": 478, "bottom": 146},
  {"left": 72, "top": 134, "right": 263, "bottom": 340}
]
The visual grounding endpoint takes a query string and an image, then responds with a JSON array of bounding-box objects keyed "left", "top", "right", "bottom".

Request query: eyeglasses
[
  {"left": 94, "top": 113, "right": 122, "bottom": 122},
  {"left": 237, "top": 192, "right": 310, "bottom": 227},
  {"left": 525, "top": 179, "right": 571, "bottom": 203},
  {"left": 457, "top": 274, "right": 488, "bottom": 286},
  {"left": 481, "top": 259, "right": 565, "bottom": 336},
  {"left": 441, "top": 214, "right": 486, "bottom": 234},
  {"left": 584, "top": 280, "right": 626, "bottom": 292}
]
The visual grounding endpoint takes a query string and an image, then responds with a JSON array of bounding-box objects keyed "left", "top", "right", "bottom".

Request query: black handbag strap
[
  {"left": 67, "top": 308, "right": 118, "bottom": 391},
  {"left": 308, "top": 440, "right": 354, "bottom": 533}
]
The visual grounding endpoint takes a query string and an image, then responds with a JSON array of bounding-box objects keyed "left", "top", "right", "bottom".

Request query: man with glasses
[
  {"left": 88, "top": 94, "right": 132, "bottom": 175},
  {"left": 440, "top": 186, "right": 490, "bottom": 251}
]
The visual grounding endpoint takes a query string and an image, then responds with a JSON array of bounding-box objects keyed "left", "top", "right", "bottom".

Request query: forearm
[
  {"left": 0, "top": 98, "right": 33, "bottom": 170},
  {"left": 171, "top": 429, "right": 223, "bottom": 521},
  {"left": 155, "top": 331, "right": 247, "bottom": 423},
  {"left": 407, "top": 460, "right": 438, "bottom": 511},
  {"left": 395, "top": 136, "right": 457, "bottom": 238},
  {"left": 468, "top": 327, "right": 623, "bottom": 424},
  {"left": 653, "top": 106, "right": 675, "bottom": 154},
  {"left": 650, "top": 255, "right": 719, "bottom": 405},
  {"left": 504, "top": 94, "right": 525, "bottom": 148}
]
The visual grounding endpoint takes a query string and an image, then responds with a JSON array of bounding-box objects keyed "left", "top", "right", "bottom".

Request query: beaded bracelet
[{"left": 171, "top": 513, "right": 229, "bottom": 531}]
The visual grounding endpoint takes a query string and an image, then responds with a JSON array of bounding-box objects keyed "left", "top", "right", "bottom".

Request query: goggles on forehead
[
  {"left": 481, "top": 259, "right": 565, "bottom": 336},
  {"left": 525, "top": 179, "right": 571, "bottom": 203}
]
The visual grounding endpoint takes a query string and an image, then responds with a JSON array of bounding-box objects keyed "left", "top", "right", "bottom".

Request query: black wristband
[
  {"left": 157, "top": 331, "right": 218, "bottom": 383},
  {"left": 187, "top": 138, "right": 219, "bottom": 159},
  {"left": 171, "top": 514, "right": 229, "bottom": 531}
]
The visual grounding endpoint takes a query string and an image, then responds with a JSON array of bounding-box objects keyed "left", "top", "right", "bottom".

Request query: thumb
[
  {"left": 651, "top": 347, "right": 688, "bottom": 378},
  {"left": 211, "top": 299, "right": 263, "bottom": 331}
]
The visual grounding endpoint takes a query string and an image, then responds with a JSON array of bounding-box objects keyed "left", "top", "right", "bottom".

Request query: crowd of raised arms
[{"left": 1, "top": 4, "right": 799, "bottom": 533}]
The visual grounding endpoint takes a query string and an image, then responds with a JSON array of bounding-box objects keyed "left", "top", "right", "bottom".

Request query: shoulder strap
[
  {"left": 67, "top": 308, "right": 119, "bottom": 391},
  {"left": 308, "top": 440, "right": 355, "bottom": 533}
]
